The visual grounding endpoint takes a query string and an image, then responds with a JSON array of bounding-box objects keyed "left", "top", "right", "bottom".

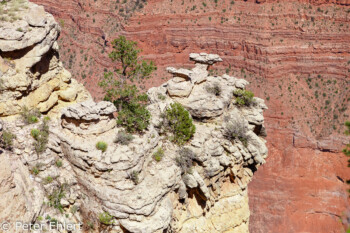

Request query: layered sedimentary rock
[
  {"left": 29, "top": 0, "right": 350, "bottom": 231},
  {"left": 0, "top": 2, "right": 269, "bottom": 232}
]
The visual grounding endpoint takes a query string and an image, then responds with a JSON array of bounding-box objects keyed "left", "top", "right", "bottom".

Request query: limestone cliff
[
  {"left": 0, "top": 1, "right": 268, "bottom": 232},
  {"left": 0, "top": 0, "right": 90, "bottom": 118}
]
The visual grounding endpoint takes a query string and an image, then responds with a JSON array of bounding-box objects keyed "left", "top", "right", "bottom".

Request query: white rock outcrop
[{"left": 0, "top": 0, "right": 90, "bottom": 118}]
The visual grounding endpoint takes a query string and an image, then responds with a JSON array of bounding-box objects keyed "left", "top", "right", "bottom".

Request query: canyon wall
[{"left": 29, "top": 0, "right": 350, "bottom": 232}]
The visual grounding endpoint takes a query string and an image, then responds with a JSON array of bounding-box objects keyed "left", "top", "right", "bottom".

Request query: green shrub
[
  {"left": 129, "top": 170, "right": 139, "bottom": 184},
  {"left": 117, "top": 98, "right": 151, "bottom": 133},
  {"left": 164, "top": 102, "right": 196, "bottom": 145},
  {"left": 153, "top": 147, "right": 164, "bottom": 162},
  {"left": 223, "top": 116, "right": 249, "bottom": 147},
  {"left": 99, "top": 212, "right": 114, "bottom": 225},
  {"left": 48, "top": 218, "right": 59, "bottom": 229},
  {"left": 206, "top": 82, "right": 222, "bottom": 96},
  {"left": 114, "top": 130, "right": 134, "bottom": 145},
  {"left": 31, "top": 166, "right": 40, "bottom": 175},
  {"left": 20, "top": 106, "right": 41, "bottom": 124},
  {"left": 0, "top": 78, "right": 4, "bottom": 90},
  {"left": 70, "top": 205, "right": 78, "bottom": 215},
  {"left": 87, "top": 221, "right": 94, "bottom": 230},
  {"left": 175, "top": 147, "right": 196, "bottom": 174},
  {"left": 48, "top": 183, "right": 66, "bottom": 213},
  {"left": 233, "top": 89, "right": 254, "bottom": 106},
  {"left": 157, "top": 93, "right": 166, "bottom": 101},
  {"left": 96, "top": 141, "right": 108, "bottom": 152},
  {"left": 0, "top": 130, "right": 16, "bottom": 150},
  {"left": 55, "top": 160, "right": 63, "bottom": 168},
  {"left": 44, "top": 176, "right": 53, "bottom": 184},
  {"left": 31, "top": 128, "right": 40, "bottom": 139},
  {"left": 32, "top": 119, "right": 49, "bottom": 154}
]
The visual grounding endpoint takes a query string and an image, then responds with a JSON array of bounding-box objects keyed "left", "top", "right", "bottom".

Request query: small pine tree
[{"left": 99, "top": 36, "right": 156, "bottom": 133}]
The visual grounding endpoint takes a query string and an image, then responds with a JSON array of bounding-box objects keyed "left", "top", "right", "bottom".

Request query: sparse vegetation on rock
[
  {"left": 96, "top": 141, "right": 108, "bottom": 152},
  {"left": 98, "top": 212, "right": 114, "bottom": 225},
  {"left": 0, "top": 130, "right": 16, "bottom": 150},
  {"left": 32, "top": 117, "right": 50, "bottom": 154},
  {"left": 153, "top": 147, "right": 164, "bottom": 162},
  {"left": 0, "top": 10, "right": 269, "bottom": 230},
  {"left": 0, "top": 0, "right": 27, "bottom": 22},
  {"left": 115, "top": 130, "right": 134, "bottom": 145},
  {"left": 31, "top": 166, "right": 40, "bottom": 176},
  {"left": 175, "top": 147, "right": 196, "bottom": 174},
  {"left": 48, "top": 183, "right": 66, "bottom": 213},
  {"left": 233, "top": 89, "right": 255, "bottom": 107},
  {"left": 129, "top": 170, "right": 139, "bottom": 184},
  {"left": 20, "top": 106, "right": 41, "bottom": 124},
  {"left": 55, "top": 160, "right": 63, "bottom": 168},
  {"left": 206, "top": 82, "right": 222, "bottom": 96},
  {"left": 44, "top": 176, "right": 53, "bottom": 184},
  {"left": 224, "top": 116, "right": 249, "bottom": 147},
  {"left": 30, "top": 128, "right": 40, "bottom": 139}
]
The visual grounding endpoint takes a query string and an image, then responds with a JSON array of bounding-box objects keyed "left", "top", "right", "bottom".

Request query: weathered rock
[
  {"left": 0, "top": 1, "right": 90, "bottom": 119},
  {"left": 189, "top": 53, "right": 223, "bottom": 65},
  {"left": 167, "top": 78, "right": 193, "bottom": 97},
  {"left": 61, "top": 101, "right": 117, "bottom": 135},
  {"left": 59, "top": 87, "right": 77, "bottom": 102}
]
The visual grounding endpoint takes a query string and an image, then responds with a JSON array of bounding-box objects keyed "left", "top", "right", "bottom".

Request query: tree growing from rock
[
  {"left": 163, "top": 102, "right": 196, "bottom": 145},
  {"left": 99, "top": 35, "right": 156, "bottom": 133}
]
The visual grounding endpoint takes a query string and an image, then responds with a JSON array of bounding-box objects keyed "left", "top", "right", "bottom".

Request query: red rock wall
[{"left": 30, "top": 0, "right": 350, "bottom": 232}]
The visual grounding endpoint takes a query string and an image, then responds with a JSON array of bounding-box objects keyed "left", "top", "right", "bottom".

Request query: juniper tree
[{"left": 99, "top": 36, "right": 156, "bottom": 133}]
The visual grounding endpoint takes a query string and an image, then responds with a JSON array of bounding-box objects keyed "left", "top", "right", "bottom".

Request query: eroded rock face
[
  {"left": 1, "top": 53, "right": 268, "bottom": 233},
  {"left": 61, "top": 101, "right": 117, "bottom": 135},
  {"left": 43, "top": 53, "right": 267, "bottom": 232},
  {"left": 0, "top": 1, "right": 90, "bottom": 118}
]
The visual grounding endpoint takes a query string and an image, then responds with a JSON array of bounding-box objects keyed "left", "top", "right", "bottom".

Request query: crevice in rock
[
  {"left": 0, "top": 45, "right": 35, "bottom": 60},
  {"left": 253, "top": 124, "right": 262, "bottom": 136},
  {"left": 120, "top": 224, "right": 132, "bottom": 233},
  {"left": 247, "top": 164, "right": 258, "bottom": 174},
  {"left": 336, "top": 176, "right": 344, "bottom": 183},
  {"left": 61, "top": 117, "right": 101, "bottom": 128},
  {"left": 187, "top": 187, "right": 207, "bottom": 210},
  {"left": 30, "top": 49, "right": 57, "bottom": 77}
]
